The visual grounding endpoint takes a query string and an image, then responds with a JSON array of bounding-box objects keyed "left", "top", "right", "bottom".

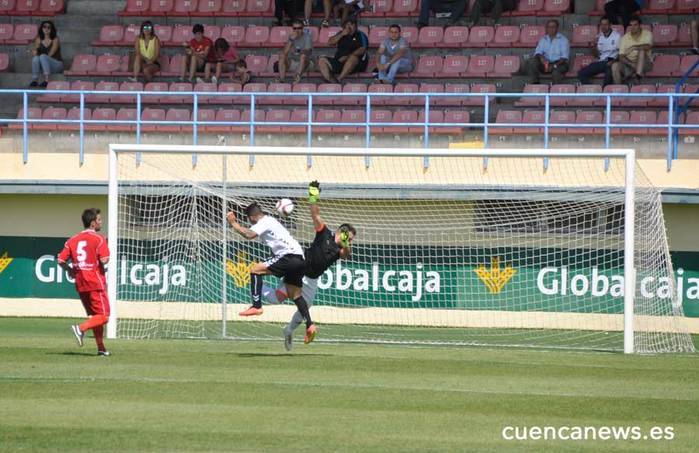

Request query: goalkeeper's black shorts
[{"left": 265, "top": 254, "right": 305, "bottom": 288}]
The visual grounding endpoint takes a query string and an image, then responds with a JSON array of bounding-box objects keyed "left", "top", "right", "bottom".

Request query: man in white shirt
[
  {"left": 578, "top": 16, "right": 620, "bottom": 86},
  {"left": 227, "top": 202, "right": 317, "bottom": 344}
]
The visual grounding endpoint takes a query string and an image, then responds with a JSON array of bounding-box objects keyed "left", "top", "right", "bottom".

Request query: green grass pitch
[{"left": 0, "top": 318, "right": 697, "bottom": 452}]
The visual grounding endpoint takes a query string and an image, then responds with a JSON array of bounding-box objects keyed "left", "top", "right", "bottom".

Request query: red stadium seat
[
  {"left": 542, "top": 0, "right": 569, "bottom": 14},
  {"left": 442, "top": 26, "right": 468, "bottom": 48},
  {"left": 646, "top": 54, "right": 680, "bottom": 77},
  {"left": 369, "top": 26, "right": 388, "bottom": 46},
  {"left": 245, "top": 54, "right": 268, "bottom": 73},
  {"left": 0, "top": 23, "right": 12, "bottom": 42},
  {"left": 113, "top": 81, "right": 142, "bottom": 104},
  {"left": 622, "top": 84, "right": 655, "bottom": 107},
  {"left": 677, "top": 23, "right": 692, "bottom": 46},
  {"left": 392, "top": 0, "right": 417, "bottom": 14},
  {"left": 605, "top": 110, "right": 628, "bottom": 136},
  {"left": 319, "top": 26, "right": 341, "bottom": 45},
  {"left": 652, "top": 24, "right": 678, "bottom": 46},
  {"left": 245, "top": 0, "right": 270, "bottom": 14},
  {"left": 548, "top": 84, "right": 575, "bottom": 107},
  {"left": 66, "top": 54, "right": 96, "bottom": 75},
  {"left": 368, "top": 0, "right": 392, "bottom": 15},
  {"left": 491, "top": 110, "right": 521, "bottom": 135},
  {"left": 645, "top": 0, "right": 674, "bottom": 11},
  {"left": 160, "top": 108, "right": 191, "bottom": 132},
  {"left": 518, "top": 25, "right": 544, "bottom": 46},
  {"left": 149, "top": 0, "right": 174, "bottom": 15},
  {"left": 172, "top": 0, "right": 198, "bottom": 16},
  {"left": 39, "top": 0, "right": 64, "bottom": 15},
  {"left": 574, "top": 110, "right": 604, "bottom": 135},
  {"left": 221, "top": 25, "right": 245, "bottom": 44},
  {"left": 416, "top": 55, "right": 443, "bottom": 76},
  {"left": 514, "top": 0, "right": 544, "bottom": 15},
  {"left": 334, "top": 109, "right": 365, "bottom": 134},
  {"left": 0, "top": 52, "right": 7, "bottom": 71},
  {"left": 222, "top": 0, "right": 245, "bottom": 14},
  {"left": 441, "top": 55, "right": 468, "bottom": 76},
  {"left": 442, "top": 110, "right": 469, "bottom": 134},
  {"left": 400, "top": 26, "right": 419, "bottom": 45},
  {"left": 10, "top": 107, "right": 42, "bottom": 130},
  {"left": 419, "top": 83, "right": 444, "bottom": 106},
  {"left": 676, "top": 0, "right": 699, "bottom": 10},
  {"left": 95, "top": 25, "right": 124, "bottom": 45},
  {"left": 256, "top": 109, "right": 287, "bottom": 133},
  {"left": 94, "top": 54, "right": 122, "bottom": 75},
  {"left": 283, "top": 109, "right": 308, "bottom": 133},
  {"left": 393, "top": 83, "right": 420, "bottom": 105},
  {"left": 491, "top": 26, "right": 519, "bottom": 47},
  {"left": 573, "top": 84, "right": 603, "bottom": 107},
  {"left": 490, "top": 55, "right": 520, "bottom": 77},
  {"left": 211, "top": 82, "right": 242, "bottom": 104},
  {"left": 193, "top": 0, "right": 222, "bottom": 15},
  {"left": 415, "top": 109, "right": 443, "bottom": 134},
  {"left": 196, "top": 108, "right": 215, "bottom": 124},
  {"left": 120, "top": 24, "right": 139, "bottom": 45},
  {"left": 314, "top": 109, "right": 341, "bottom": 133},
  {"left": 208, "top": 108, "right": 242, "bottom": 132},
  {"left": 384, "top": 110, "right": 417, "bottom": 134},
  {"left": 170, "top": 25, "right": 191, "bottom": 45},
  {"left": 624, "top": 110, "right": 656, "bottom": 135},
  {"left": 287, "top": 82, "right": 316, "bottom": 105},
  {"left": 86, "top": 81, "right": 118, "bottom": 103},
  {"left": 269, "top": 26, "right": 290, "bottom": 46},
  {"left": 465, "top": 55, "right": 494, "bottom": 77},
  {"left": 244, "top": 25, "right": 269, "bottom": 47},
  {"left": 468, "top": 26, "right": 494, "bottom": 47},
  {"left": 0, "top": 0, "right": 14, "bottom": 14},
  {"left": 57, "top": 107, "right": 90, "bottom": 131},
  {"left": 163, "top": 82, "right": 193, "bottom": 104},
  {"left": 680, "top": 110, "right": 699, "bottom": 136},
  {"left": 571, "top": 25, "right": 596, "bottom": 47},
  {"left": 120, "top": 0, "right": 149, "bottom": 15},
  {"left": 204, "top": 25, "right": 221, "bottom": 41},
  {"left": 567, "top": 55, "right": 595, "bottom": 76},
  {"left": 368, "top": 109, "right": 391, "bottom": 133},
  {"left": 110, "top": 108, "right": 137, "bottom": 132},
  {"left": 141, "top": 108, "right": 166, "bottom": 132},
  {"left": 549, "top": 110, "right": 575, "bottom": 134},
  {"left": 603, "top": 84, "right": 629, "bottom": 106},
  {"left": 677, "top": 55, "right": 699, "bottom": 76},
  {"left": 263, "top": 82, "right": 291, "bottom": 104},
  {"left": 37, "top": 80, "right": 69, "bottom": 103},
  {"left": 417, "top": 26, "right": 443, "bottom": 47},
  {"left": 367, "top": 83, "right": 392, "bottom": 105},
  {"left": 314, "top": 83, "right": 339, "bottom": 105},
  {"left": 8, "top": 23, "right": 36, "bottom": 44},
  {"left": 65, "top": 80, "right": 94, "bottom": 103},
  {"left": 14, "top": 0, "right": 39, "bottom": 15},
  {"left": 193, "top": 82, "right": 217, "bottom": 103},
  {"left": 341, "top": 83, "right": 367, "bottom": 105},
  {"left": 466, "top": 84, "right": 496, "bottom": 106},
  {"left": 515, "top": 84, "right": 548, "bottom": 107},
  {"left": 440, "top": 83, "right": 470, "bottom": 106}
]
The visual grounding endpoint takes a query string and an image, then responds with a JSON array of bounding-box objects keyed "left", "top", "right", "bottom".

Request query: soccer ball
[{"left": 275, "top": 198, "right": 294, "bottom": 216}]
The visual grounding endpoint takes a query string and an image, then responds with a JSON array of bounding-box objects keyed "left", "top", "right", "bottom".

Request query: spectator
[
  {"left": 691, "top": 19, "right": 698, "bottom": 55},
  {"left": 30, "top": 20, "right": 63, "bottom": 88},
  {"left": 469, "top": 0, "right": 518, "bottom": 26},
  {"left": 274, "top": 19, "right": 313, "bottom": 84},
  {"left": 577, "top": 16, "right": 620, "bottom": 86},
  {"left": 333, "top": 0, "right": 365, "bottom": 25},
  {"left": 417, "top": 0, "right": 468, "bottom": 28},
  {"left": 274, "top": 0, "right": 332, "bottom": 27},
  {"left": 131, "top": 21, "right": 161, "bottom": 83},
  {"left": 180, "top": 24, "right": 213, "bottom": 82},
  {"left": 318, "top": 18, "right": 368, "bottom": 83},
  {"left": 375, "top": 24, "right": 413, "bottom": 85},
  {"left": 205, "top": 38, "right": 250, "bottom": 85},
  {"left": 524, "top": 19, "right": 570, "bottom": 84},
  {"left": 612, "top": 15, "right": 653, "bottom": 84},
  {"left": 604, "top": 0, "right": 643, "bottom": 28}
]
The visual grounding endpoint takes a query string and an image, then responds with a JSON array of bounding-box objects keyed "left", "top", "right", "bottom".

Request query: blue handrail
[
  {"left": 672, "top": 58, "right": 699, "bottom": 160},
  {"left": 4, "top": 89, "right": 697, "bottom": 171}
]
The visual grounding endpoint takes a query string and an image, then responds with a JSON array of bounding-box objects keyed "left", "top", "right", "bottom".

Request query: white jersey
[
  {"left": 250, "top": 215, "right": 304, "bottom": 258},
  {"left": 597, "top": 30, "right": 620, "bottom": 61}
]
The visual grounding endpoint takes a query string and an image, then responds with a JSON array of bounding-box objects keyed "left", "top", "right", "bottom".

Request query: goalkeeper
[{"left": 262, "top": 181, "right": 356, "bottom": 351}]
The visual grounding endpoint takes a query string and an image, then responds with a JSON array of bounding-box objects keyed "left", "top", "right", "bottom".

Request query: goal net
[{"left": 108, "top": 145, "right": 695, "bottom": 353}]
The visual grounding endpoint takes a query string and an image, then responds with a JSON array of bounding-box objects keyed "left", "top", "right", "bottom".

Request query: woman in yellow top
[{"left": 131, "top": 21, "right": 161, "bottom": 82}]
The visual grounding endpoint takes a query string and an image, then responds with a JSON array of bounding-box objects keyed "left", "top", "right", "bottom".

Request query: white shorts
[{"left": 277, "top": 276, "right": 318, "bottom": 305}]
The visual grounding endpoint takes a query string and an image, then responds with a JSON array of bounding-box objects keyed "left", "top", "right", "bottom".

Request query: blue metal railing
[
  {"left": 4, "top": 89, "right": 699, "bottom": 171},
  {"left": 672, "top": 58, "right": 699, "bottom": 161}
]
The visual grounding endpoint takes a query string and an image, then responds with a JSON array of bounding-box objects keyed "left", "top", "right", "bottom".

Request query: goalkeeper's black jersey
[{"left": 304, "top": 225, "right": 340, "bottom": 279}]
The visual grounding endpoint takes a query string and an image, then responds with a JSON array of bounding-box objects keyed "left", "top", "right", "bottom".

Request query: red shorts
[{"left": 79, "top": 291, "right": 110, "bottom": 317}]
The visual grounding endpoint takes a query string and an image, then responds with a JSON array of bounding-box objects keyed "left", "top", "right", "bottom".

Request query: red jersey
[
  {"left": 57, "top": 230, "right": 109, "bottom": 293},
  {"left": 189, "top": 37, "right": 213, "bottom": 55}
]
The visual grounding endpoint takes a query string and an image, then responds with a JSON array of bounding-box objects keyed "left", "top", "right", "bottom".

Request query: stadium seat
[
  {"left": 644, "top": 54, "right": 679, "bottom": 77},
  {"left": 605, "top": 110, "right": 627, "bottom": 136},
  {"left": 119, "top": 24, "right": 138, "bottom": 45},
  {"left": 193, "top": 0, "right": 222, "bottom": 15},
  {"left": 549, "top": 84, "right": 575, "bottom": 107},
  {"left": 269, "top": 26, "right": 290, "bottom": 47},
  {"left": 542, "top": 0, "right": 570, "bottom": 14},
  {"left": 622, "top": 84, "right": 655, "bottom": 107},
  {"left": 680, "top": 110, "right": 699, "bottom": 136},
  {"left": 8, "top": 23, "right": 36, "bottom": 44},
  {"left": 114, "top": 81, "right": 142, "bottom": 104},
  {"left": 514, "top": 110, "right": 544, "bottom": 134},
  {"left": 263, "top": 82, "right": 291, "bottom": 105},
  {"left": 162, "top": 82, "right": 191, "bottom": 104},
  {"left": 648, "top": 84, "right": 675, "bottom": 107},
  {"left": 645, "top": 0, "right": 674, "bottom": 11},
  {"left": 221, "top": 0, "right": 245, "bottom": 14},
  {"left": 602, "top": 84, "right": 628, "bottom": 107},
  {"left": 442, "top": 110, "right": 469, "bottom": 134},
  {"left": 109, "top": 108, "right": 136, "bottom": 132},
  {"left": 62, "top": 80, "right": 93, "bottom": 103},
  {"left": 66, "top": 54, "right": 97, "bottom": 75},
  {"left": 87, "top": 81, "right": 119, "bottom": 103},
  {"left": 677, "top": 55, "right": 699, "bottom": 76},
  {"left": 0, "top": 0, "right": 14, "bottom": 15},
  {"left": 392, "top": 0, "right": 418, "bottom": 15},
  {"left": 193, "top": 82, "right": 217, "bottom": 103},
  {"left": 287, "top": 82, "right": 316, "bottom": 105},
  {"left": 491, "top": 26, "right": 519, "bottom": 47},
  {"left": 571, "top": 25, "right": 596, "bottom": 47},
  {"left": 417, "top": 26, "right": 443, "bottom": 47},
  {"left": 10, "top": 107, "right": 42, "bottom": 130},
  {"left": 120, "top": 0, "right": 150, "bottom": 15},
  {"left": 14, "top": 0, "right": 39, "bottom": 15},
  {"left": 0, "top": 23, "right": 12, "bottom": 42},
  {"left": 39, "top": 0, "right": 64, "bottom": 15},
  {"left": 518, "top": 25, "right": 544, "bottom": 46},
  {"left": 94, "top": 54, "right": 122, "bottom": 76},
  {"left": 549, "top": 110, "right": 575, "bottom": 134},
  {"left": 393, "top": 83, "right": 420, "bottom": 105},
  {"left": 314, "top": 109, "right": 341, "bottom": 133},
  {"left": 515, "top": 84, "right": 548, "bottom": 107},
  {"left": 441, "top": 55, "right": 468, "bottom": 76},
  {"left": 416, "top": 55, "right": 443, "bottom": 77},
  {"left": 160, "top": 108, "right": 191, "bottom": 132},
  {"left": 172, "top": 0, "right": 198, "bottom": 16},
  {"left": 35, "top": 106, "right": 66, "bottom": 131},
  {"left": 490, "top": 55, "right": 520, "bottom": 77},
  {"left": 567, "top": 55, "right": 595, "bottom": 76},
  {"left": 58, "top": 106, "right": 91, "bottom": 131},
  {"left": 367, "top": 0, "right": 391, "bottom": 15},
  {"left": 170, "top": 25, "right": 191, "bottom": 46},
  {"left": 400, "top": 26, "right": 419, "bottom": 45},
  {"left": 196, "top": 108, "right": 215, "bottom": 126},
  {"left": 491, "top": 110, "right": 521, "bottom": 135},
  {"left": 37, "top": 80, "right": 69, "bottom": 103},
  {"left": 149, "top": 0, "right": 174, "bottom": 15},
  {"left": 284, "top": 108, "right": 309, "bottom": 133},
  {"left": 652, "top": 24, "right": 678, "bottom": 46},
  {"left": 513, "top": 0, "right": 544, "bottom": 15},
  {"left": 256, "top": 109, "right": 288, "bottom": 133},
  {"left": 211, "top": 82, "right": 241, "bottom": 104},
  {"left": 242, "top": 82, "right": 267, "bottom": 104},
  {"left": 94, "top": 25, "right": 124, "bottom": 46},
  {"left": 206, "top": 108, "right": 241, "bottom": 132},
  {"left": 85, "top": 107, "right": 115, "bottom": 131},
  {"left": 414, "top": 109, "right": 441, "bottom": 134},
  {"left": 442, "top": 26, "right": 468, "bottom": 48},
  {"left": 366, "top": 83, "right": 392, "bottom": 106},
  {"left": 419, "top": 83, "right": 444, "bottom": 106},
  {"left": 368, "top": 26, "right": 388, "bottom": 46},
  {"left": 315, "top": 83, "right": 340, "bottom": 105},
  {"left": 221, "top": 25, "right": 245, "bottom": 44},
  {"left": 333, "top": 109, "right": 365, "bottom": 134},
  {"left": 384, "top": 110, "right": 417, "bottom": 134},
  {"left": 573, "top": 84, "right": 603, "bottom": 107},
  {"left": 244, "top": 25, "right": 269, "bottom": 47},
  {"left": 466, "top": 84, "right": 496, "bottom": 106},
  {"left": 341, "top": 83, "right": 367, "bottom": 105},
  {"left": 439, "top": 83, "right": 470, "bottom": 106},
  {"left": 245, "top": 55, "right": 268, "bottom": 73},
  {"left": 465, "top": 55, "right": 494, "bottom": 77},
  {"left": 204, "top": 25, "right": 221, "bottom": 41},
  {"left": 141, "top": 108, "right": 166, "bottom": 132},
  {"left": 468, "top": 26, "right": 494, "bottom": 47},
  {"left": 367, "top": 109, "right": 390, "bottom": 133},
  {"left": 574, "top": 110, "right": 603, "bottom": 135},
  {"left": 318, "top": 26, "right": 341, "bottom": 46},
  {"left": 676, "top": 0, "right": 699, "bottom": 11},
  {"left": 624, "top": 110, "right": 656, "bottom": 135},
  {"left": 0, "top": 52, "right": 7, "bottom": 71},
  {"left": 245, "top": 0, "right": 270, "bottom": 14}
]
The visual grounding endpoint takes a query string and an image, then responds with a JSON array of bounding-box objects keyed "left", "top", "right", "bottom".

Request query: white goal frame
[{"left": 107, "top": 145, "right": 637, "bottom": 353}]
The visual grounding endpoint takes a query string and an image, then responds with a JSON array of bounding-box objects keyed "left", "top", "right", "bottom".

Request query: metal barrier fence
[{"left": 3, "top": 89, "right": 698, "bottom": 170}]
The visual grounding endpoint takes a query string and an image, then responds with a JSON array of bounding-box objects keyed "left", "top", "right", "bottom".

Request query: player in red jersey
[{"left": 57, "top": 208, "right": 111, "bottom": 356}]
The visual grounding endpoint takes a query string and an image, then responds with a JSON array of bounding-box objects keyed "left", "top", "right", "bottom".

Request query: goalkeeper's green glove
[
  {"left": 308, "top": 180, "right": 321, "bottom": 204},
  {"left": 339, "top": 231, "right": 350, "bottom": 248}
]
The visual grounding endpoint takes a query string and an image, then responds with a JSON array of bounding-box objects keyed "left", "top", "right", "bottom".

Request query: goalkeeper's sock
[
  {"left": 250, "top": 274, "right": 264, "bottom": 308},
  {"left": 292, "top": 296, "right": 313, "bottom": 328},
  {"left": 93, "top": 325, "right": 106, "bottom": 352},
  {"left": 285, "top": 311, "right": 304, "bottom": 333},
  {"left": 79, "top": 314, "right": 108, "bottom": 332}
]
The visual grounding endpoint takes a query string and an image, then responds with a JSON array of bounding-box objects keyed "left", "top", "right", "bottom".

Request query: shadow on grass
[
  {"left": 46, "top": 351, "right": 98, "bottom": 357},
  {"left": 231, "top": 352, "right": 332, "bottom": 358}
]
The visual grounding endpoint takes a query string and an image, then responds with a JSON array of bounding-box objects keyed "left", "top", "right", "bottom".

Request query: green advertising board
[{"left": 0, "top": 236, "right": 698, "bottom": 317}]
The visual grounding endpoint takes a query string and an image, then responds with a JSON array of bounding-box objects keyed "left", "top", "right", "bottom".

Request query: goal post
[{"left": 106, "top": 144, "right": 695, "bottom": 354}]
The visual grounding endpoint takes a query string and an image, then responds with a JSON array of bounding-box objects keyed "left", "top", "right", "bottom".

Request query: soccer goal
[{"left": 107, "top": 144, "right": 695, "bottom": 354}]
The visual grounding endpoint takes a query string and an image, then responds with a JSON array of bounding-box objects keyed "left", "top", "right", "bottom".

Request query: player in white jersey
[
  {"left": 227, "top": 202, "right": 317, "bottom": 343},
  {"left": 261, "top": 182, "right": 356, "bottom": 350}
]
